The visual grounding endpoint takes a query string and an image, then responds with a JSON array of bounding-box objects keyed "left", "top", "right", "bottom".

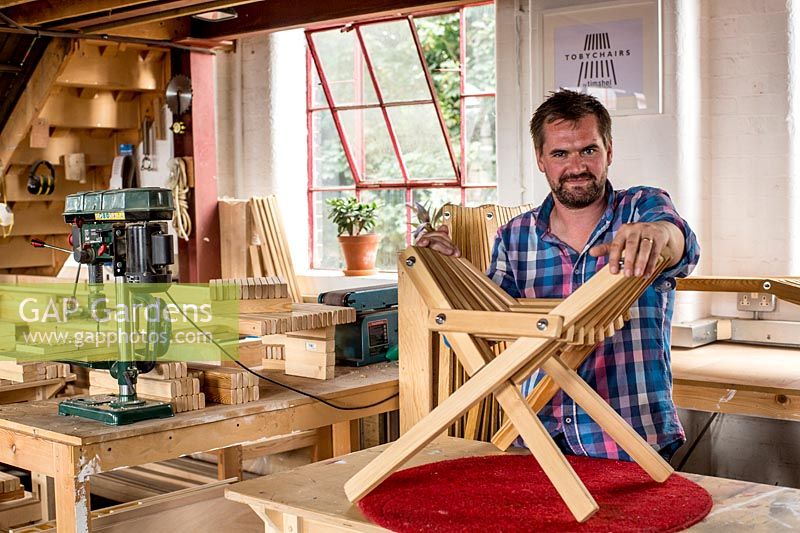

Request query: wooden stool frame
[{"left": 345, "top": 246, "right": 674, "bottom": 522}]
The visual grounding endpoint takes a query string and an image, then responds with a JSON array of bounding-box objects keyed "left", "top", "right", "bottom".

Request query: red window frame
[{"left": 306, "top": 4, "right": 496, "bottom": 269}]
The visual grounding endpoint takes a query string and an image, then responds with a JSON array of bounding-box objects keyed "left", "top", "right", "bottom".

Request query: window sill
[{"left": 296, "top": 269, "right": 398, "bottom": 301}]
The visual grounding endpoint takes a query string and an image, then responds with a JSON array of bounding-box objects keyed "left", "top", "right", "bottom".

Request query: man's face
[{"left": 535, "top": 115, "right": 612, "bottom": 209}]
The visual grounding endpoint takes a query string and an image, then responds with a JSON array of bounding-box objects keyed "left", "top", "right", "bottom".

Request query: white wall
[
  {"left": 496, "top": 0, "right": 800, "bottom": 320},
  {"left": 216, "top": 31, "right": 310, "bottom": 271}
]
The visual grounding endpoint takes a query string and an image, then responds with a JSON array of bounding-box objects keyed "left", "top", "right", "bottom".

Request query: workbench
[
  {"left": 225, "top": 436, "right": 800, "bottom": 532},
  {"left": 0, "top": 362, "right": 398, "bottom": 533},
  {"left": 671, "top": 342, "right": 800, "bottom": 421}
]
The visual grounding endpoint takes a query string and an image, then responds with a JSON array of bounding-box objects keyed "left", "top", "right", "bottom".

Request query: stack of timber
[
  {"left": 236, "top": 303, "right": 355, "bottom": 336},
  {"left": 262, "top": 326, "right": 336, "bottom": 380},
  {"left": 0, "top": 472, "right": 23, "bottom": 503},
  {"left": 218, "top": 196, "right": 302, "bottom": 303},
  {"left": 438, "top": 202, "right": 535, "bottom": 442},
  {"left": 188, "top": 363, "right": 259, "bottom": 405},
  {"left": 0, "top": 362, "right": 45, "bottom": 383},
  {"left": 0, "top": 40, "right": 169, "bottom": 276},
  {"left": 88, "top": 363, "right": 205, "bottom": 414},
  {"left": 0, "top": 491, "right": 40, "bottom": 532},
  {"left": 209, "top": 276, "right": 291, "bottom": 312},
  {"left": 12, "top": 478, "right": 261, "bottom": 532},
  {"left": 89, "top": 458, "right": 222, "bottom": 503}
]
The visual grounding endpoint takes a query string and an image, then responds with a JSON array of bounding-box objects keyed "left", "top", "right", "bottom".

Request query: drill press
[{"left": 54, "top": 187, "right": 176, "bottom": 425}]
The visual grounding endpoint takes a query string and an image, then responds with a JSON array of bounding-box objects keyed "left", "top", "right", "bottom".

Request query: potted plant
[{"left": 326, "top": 197, "right": 381, "bottom": 276}]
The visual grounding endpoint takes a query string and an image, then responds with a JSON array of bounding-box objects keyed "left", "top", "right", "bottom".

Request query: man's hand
[
  {"left": 588, "top": 221, "right": 684, "bottom": 277},
  {"left": 415, "top": 225, "right": 461, "bottom": 257}
]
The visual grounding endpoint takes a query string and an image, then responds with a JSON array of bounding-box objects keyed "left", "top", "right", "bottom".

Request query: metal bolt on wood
[
  {"left": 536, "top": 318, "right": 549, "bottom": 331},
  {"left": 435, "top": 314, "right": 446, "bottom": 325},
  {"left": 406, "top": 256, "right": 416, "bottom": 267}
]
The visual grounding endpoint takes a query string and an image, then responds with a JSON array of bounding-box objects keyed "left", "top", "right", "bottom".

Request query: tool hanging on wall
[
  {"left": 166, "top": 74, "right": 192, "bottom": 136},
  {"left": 141, "top": 116, "right": 156, "bottom": 171},
  {"left": 27, "top": 159, "right": 55, "bottom": 195},
  {"left": 168, "top": 157, "right": 192, "bottom": 241}
]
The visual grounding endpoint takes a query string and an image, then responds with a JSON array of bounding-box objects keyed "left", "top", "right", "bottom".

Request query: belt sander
[{"left": 318, "top": 284, "right": 398, "bottom": 366}]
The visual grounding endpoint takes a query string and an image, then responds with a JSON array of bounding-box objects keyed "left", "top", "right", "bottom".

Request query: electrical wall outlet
[{"left": 736, "top": 292, "right": 777, "bottom": 312}]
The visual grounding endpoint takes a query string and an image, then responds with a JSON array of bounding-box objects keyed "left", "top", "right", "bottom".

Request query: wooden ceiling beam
[
  {"left": 78, "top": 0, "right": 263, "bottom": 34},
  {"left": 0, "top": 1, "right": 37, "bottom": 9},
  {"left": 191, "top": 0, "right": 468, "bottom": 40},
  {"left": 52, "top": 1, "right": 207, "bottom": 30},
  {"left": 4, "top": 1, "right": 156, "bottom": 26}
]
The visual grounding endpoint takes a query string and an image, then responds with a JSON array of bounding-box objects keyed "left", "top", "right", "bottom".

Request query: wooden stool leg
[
  {"left": 449, "top": 333, "right": 597, "bottom": 522},
  {"left": 344, "top": 336, "right": 554, "bottom": 503},
  {"left": 541, "top": 356, "right": 673, "bottom": 482}
]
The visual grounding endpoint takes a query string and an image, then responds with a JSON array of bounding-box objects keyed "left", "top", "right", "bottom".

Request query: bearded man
[{"left": 418, "top": 89, "right": 700, "bottom": 461}]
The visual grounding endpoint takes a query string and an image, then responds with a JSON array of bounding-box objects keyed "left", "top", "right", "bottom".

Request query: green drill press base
[{"left": 58, "top": 395, "right": 174, "bottom": 425}]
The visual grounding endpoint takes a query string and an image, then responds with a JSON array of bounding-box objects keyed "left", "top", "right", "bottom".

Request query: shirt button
[{"left": 565, "top": 417, "right": 572, "bottom": 424}]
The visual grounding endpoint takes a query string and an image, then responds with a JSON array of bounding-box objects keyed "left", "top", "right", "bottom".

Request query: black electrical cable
[
  {"left": 676, "top": 412, "right": 719, "bottom": 471},
  {"left": 164, "top": 291, "right": 398, "bottom": 411}
]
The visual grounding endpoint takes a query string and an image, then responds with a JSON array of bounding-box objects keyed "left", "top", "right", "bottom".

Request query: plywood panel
[
  {"left": 40, "top": 87, "right": 140, "bottom": 130},
  {"left": 57, "top": 41, "right": 164, "bottom": 92}
]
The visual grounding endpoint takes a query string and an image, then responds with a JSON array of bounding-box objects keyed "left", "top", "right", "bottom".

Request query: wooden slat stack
[
  {"left": 262, "top": 326, "right": 336, "bottom": 380},
  {"left": 248, "top": 196, "right": 302, "bottom": 303},
  {"left": 0, "top": 362, "right": 45, "bottom": 383},
  {"left": 188, "top": 363, "right": 259, "bottom": 405},
  {"left": 209, "top": 276, "right": 291, "bottom": 313},
  {"left": 218, "top": 196, "right": 302, "bottom": 303},
  {"left": 438, "top": 202, "right": 535, "bottom": 442},
  {"left": 88, "top": 363, "right": 205, "bottom": 414},
  {"left": 236, "top": 303, "right": 355, "bottom": 336},
  {"left": 0, "top": 472, "right": 23, "bottom": 503}
]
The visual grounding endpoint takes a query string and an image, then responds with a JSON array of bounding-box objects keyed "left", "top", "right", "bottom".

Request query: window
[{"left": 307, "top": 3, "right": 496, "bottom": 270}]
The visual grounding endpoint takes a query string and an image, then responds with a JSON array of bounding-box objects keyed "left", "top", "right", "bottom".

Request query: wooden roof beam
[
  {"left": 0, "top": 38, "right": 74, "bottom": 178},
  {"left": 191, "top": 0, "right": 467, "bottom": 40},
  {"left": 77, "top": 0, "right": 263, "bottom": 34},
  {"left": 4, "top": 1, "right": 156, "bottom": 26}
]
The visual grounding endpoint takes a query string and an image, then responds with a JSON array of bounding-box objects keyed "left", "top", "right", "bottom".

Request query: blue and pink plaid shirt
[{"left": 489, "top": 182, "right": 700, "bottom": 460}]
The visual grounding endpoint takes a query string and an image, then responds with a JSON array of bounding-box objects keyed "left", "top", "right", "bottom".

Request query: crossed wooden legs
[{"left": 344, "top": 331, "right": 673, "bottom": 522}]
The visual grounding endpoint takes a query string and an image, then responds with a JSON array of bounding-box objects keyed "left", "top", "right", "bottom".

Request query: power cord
[
  {"left": 168, "top": 158, "right": 191, "bottom": 241},
  {"left": 164, "top": 291, "right": 399, "bottom": 411}
]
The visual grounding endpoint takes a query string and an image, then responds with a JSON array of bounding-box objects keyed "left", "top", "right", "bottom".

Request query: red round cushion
[{"left": 358, "top": 454, "right": 712, "bottom": 532}]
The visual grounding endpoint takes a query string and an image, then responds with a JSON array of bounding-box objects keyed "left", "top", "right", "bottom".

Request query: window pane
[
  {"left": 412, "top": 188, "right": 462, "bottom": 215},
  {"left": 312, "top": 110, "right": 354, "bottom": 187},
  {"left": 339, "top": 108, "right": 402, "bottom": 182},
  {"left": 311, "top": 29, "right": 378, "bottom": 107},
  {"left": 465, "top": 4, "right": 496, "bottom": 94},
  {"left": 415, "top": 13, "right": 461, "bottom": 155},
  {"left": 310, "top": 63, "right": 327, "bottom": 108},
  {"left": 360, "top": 21, "right": 430, "bottom": 102},
  {"left": 465, "top": 96, "right": 497, "bottom": 184},
  {"left": 312, "top": 190, "right": 350, "bottom": 269},
  {"left": 465, "top": 187, "right": 497, "bottom": 206},
  {"left": 360, "top": 189, "right": 407, "bottom": 271},
  {"left": 389, "top": 104, "right": 455, "bottom": 181}
]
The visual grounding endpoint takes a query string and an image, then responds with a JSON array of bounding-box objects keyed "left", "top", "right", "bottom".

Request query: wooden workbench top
[
  {"left": 0, "top": 362, "right": 398, "bottom": 447},
  {"left": 225, "top": 436, "right": 800, "bottom": 532},
  {"left": 672, "top": 342, "right": 800, "bottom": 392}
]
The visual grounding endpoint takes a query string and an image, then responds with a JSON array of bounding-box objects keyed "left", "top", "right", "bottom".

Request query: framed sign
[{"left": 542, "top": 0, "right": 662, "bottom": 115}]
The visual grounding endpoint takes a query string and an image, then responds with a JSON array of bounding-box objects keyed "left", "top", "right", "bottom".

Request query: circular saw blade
[{"left": 166, "top": 74, "right": 193, "bottom": 115}]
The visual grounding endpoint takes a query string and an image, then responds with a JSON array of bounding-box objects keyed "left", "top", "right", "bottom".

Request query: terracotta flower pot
[{"left": 338, "top": 233, "right": 380, "bottom": 276}]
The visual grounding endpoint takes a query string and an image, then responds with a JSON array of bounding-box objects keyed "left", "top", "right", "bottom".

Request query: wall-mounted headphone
[{"left": 27, "top": 160, "right": 56, "bottom": 196}]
